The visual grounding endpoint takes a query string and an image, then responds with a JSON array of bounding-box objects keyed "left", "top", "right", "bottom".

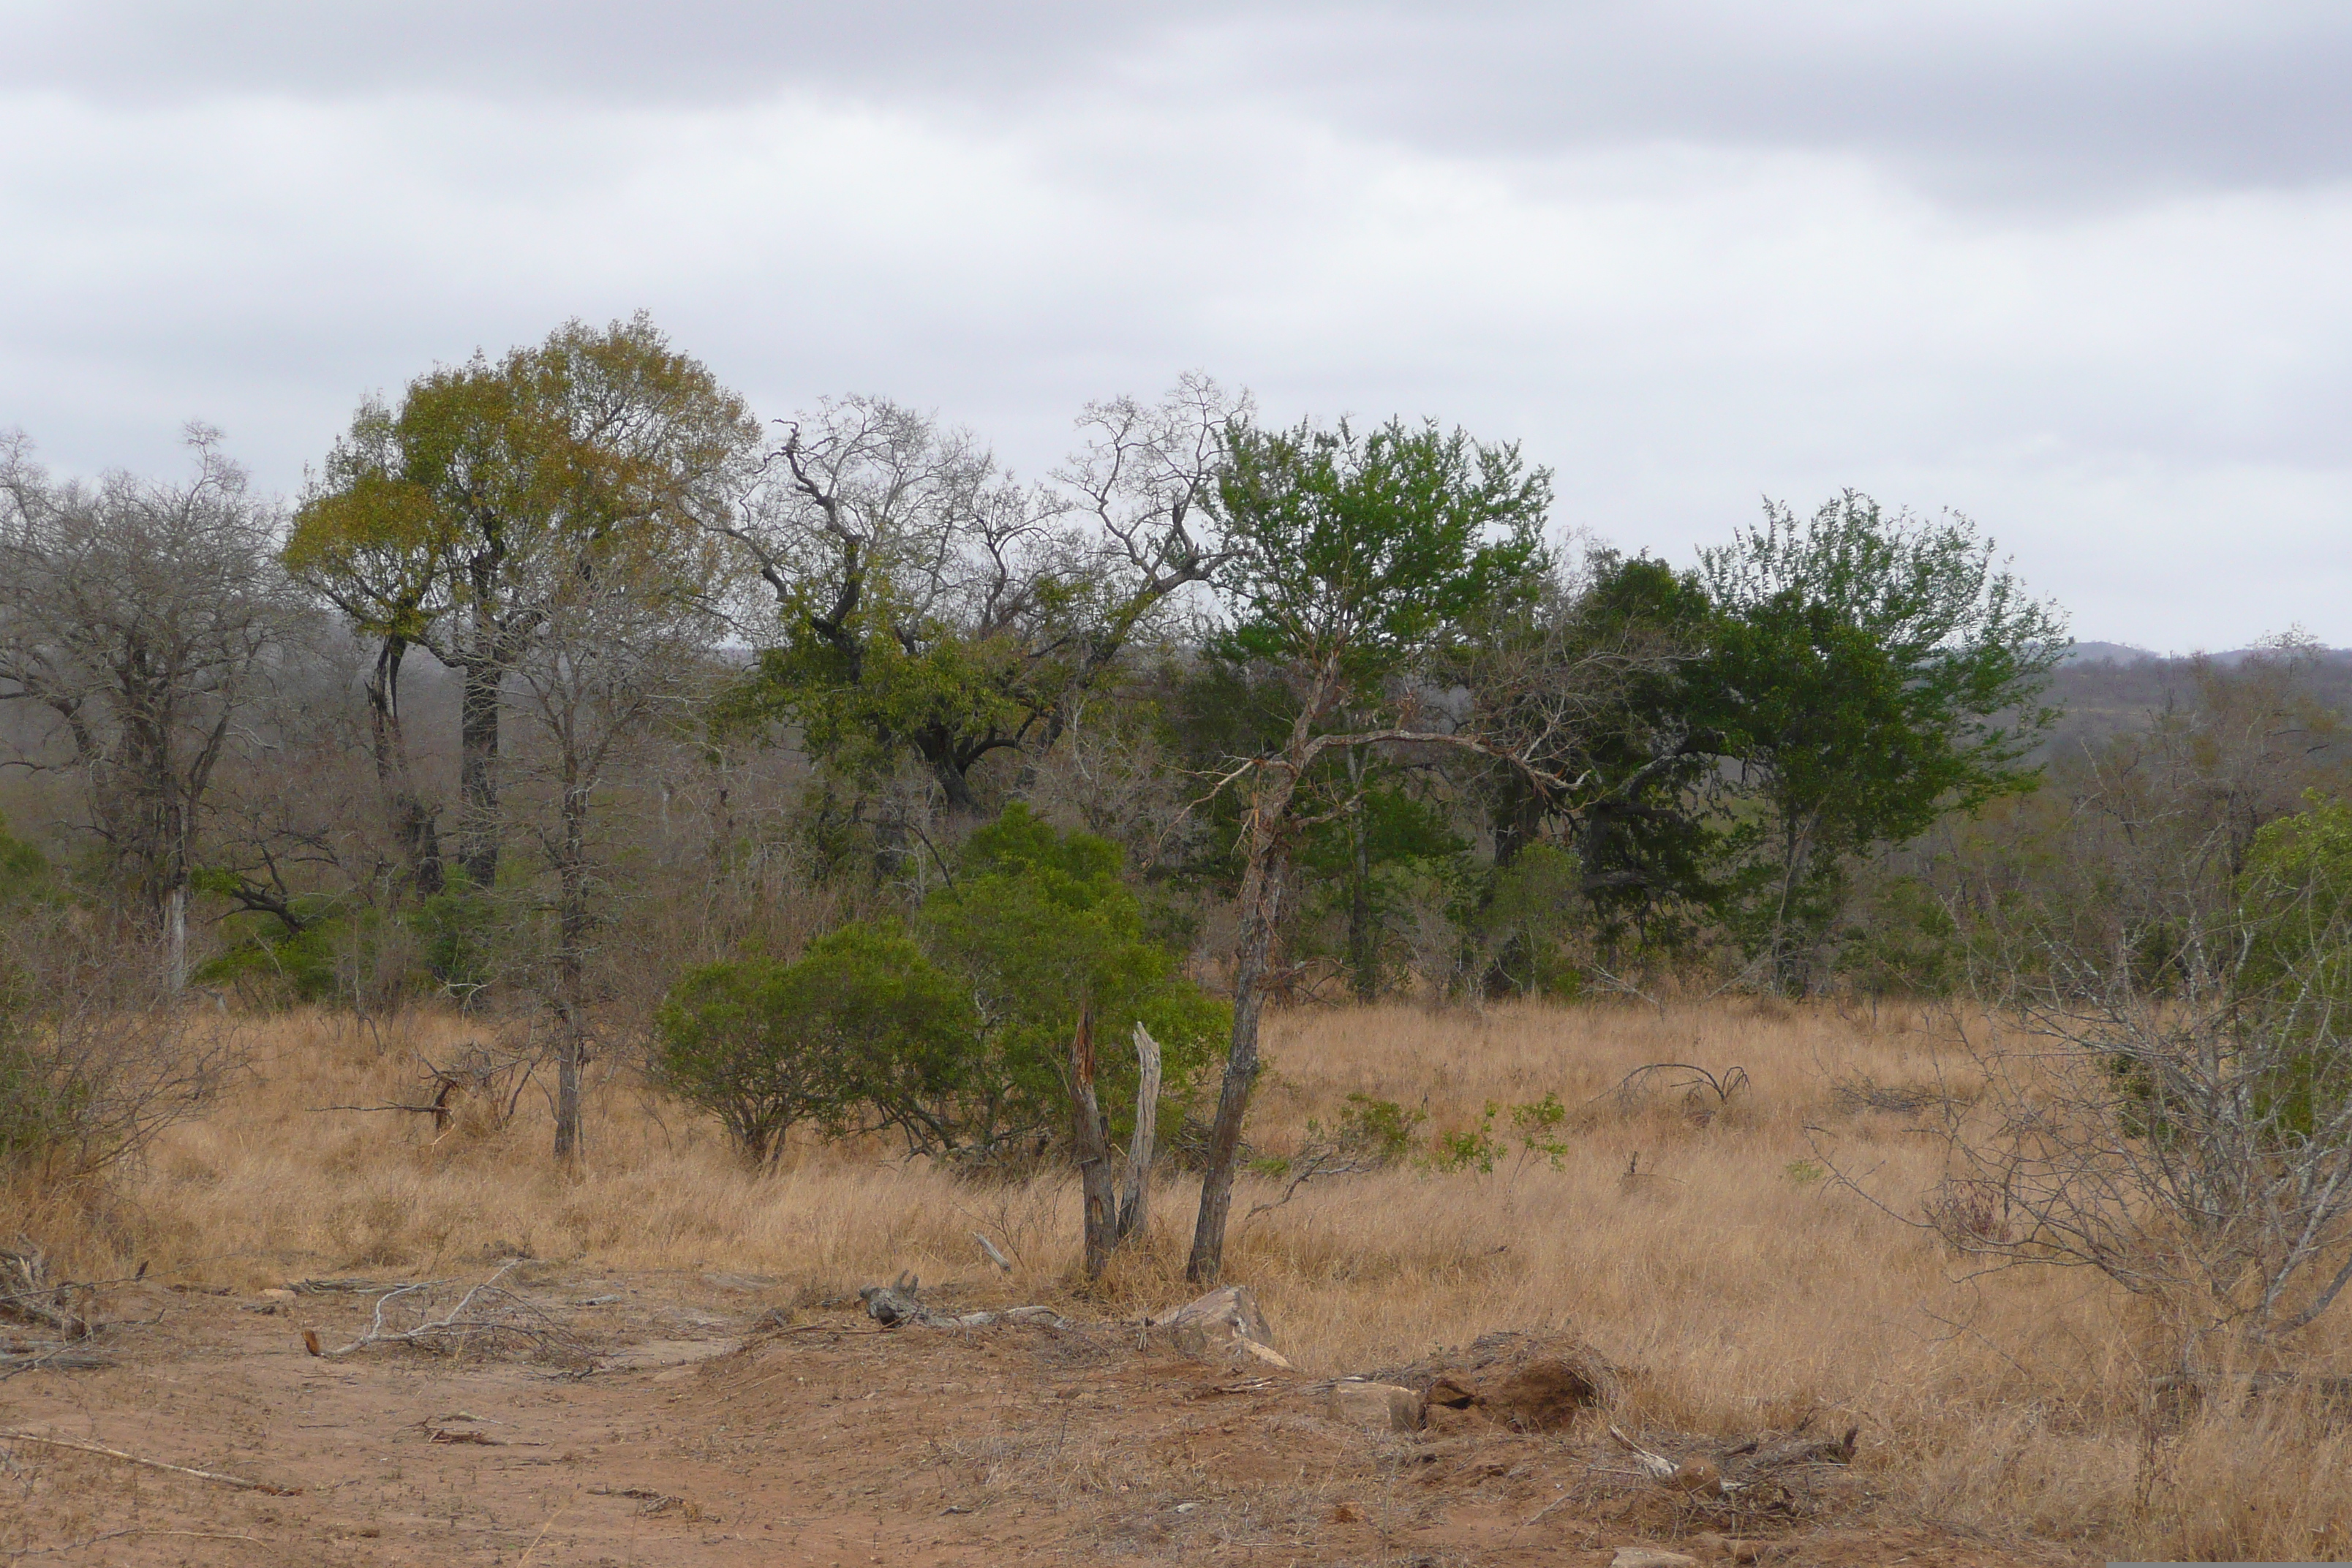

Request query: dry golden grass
[{"left": 29, "top": 996, "right": 2352, "bottom": 1561}]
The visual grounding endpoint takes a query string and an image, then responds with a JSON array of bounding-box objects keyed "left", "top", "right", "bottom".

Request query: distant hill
[
  {"left": 2043, "top": 641, "right": 2352, "bottom": 758},
  {"left": 2062, "top": 640, "right": 2352, "bottom": 669}
]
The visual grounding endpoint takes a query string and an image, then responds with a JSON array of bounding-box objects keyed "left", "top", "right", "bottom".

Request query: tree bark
[
  {"left": 553, "top": 1023, "right": 583, "bottom": 1161},
  {"left": 456, "top": 652, "right": 502, "bottom": 889},
  {"left": 1117, "top": 1022, "right": 1162, "bottom": 1243},
  {"left": 365, "top": 636, "right": 443, "bottom": 894},
  {"left": 165, "top": 883, "right": 188, "bottom": 995},
  {"left": 1070, "top": 1009, "right": 1118, "bottom": 1280},
  {"left": 551, "top": 766, "right": 592, "bottom": 1162},
  {"left": 1346, "top": 751, "right": 1378, "bottom": 1002},
  {"left": 1186, "top": 846, "right": 1286, "bottom": 1284}
]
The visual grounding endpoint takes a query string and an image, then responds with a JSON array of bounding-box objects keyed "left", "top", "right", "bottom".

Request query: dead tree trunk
[
  {"left": 1116, "top": 1022, "right": 1162, "bottom": 1243},
  {"left": 1187, "top": 849, "right": 1286, "bottom": 1284},
  {"left": 1071, "top": 1009, "right": 1119, "bottom": 1279}
]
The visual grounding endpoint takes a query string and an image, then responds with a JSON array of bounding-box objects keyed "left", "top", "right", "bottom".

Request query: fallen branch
[
  {"left": 1, "top": 1243, "right": 89, "bottom": 1340},
  {"left": 1240, "top": 1143, "right": 1384, "bottom": 1229},
  {"left": 1604, "top": 1062, "right": 1751, "bottom": 1112},
  {"left": 0, "top": 1431, "right": 300, "bottom": 1495},
  {"left": 312, "top": 1262, "right": 587, "bottom": 1364},
  {"left": 1, "top": 1343, "right": 110, "bottom": 1378},
  {"left": 9, "top": 1527, "right": 263, "bottom": 1557},
  {"left": 856, "top": 1277, "right": 1064, "bottom": 1331},
  {"left": 1605, "top": 1423, "right": 1678, "bottom": 1482},
  {"left": 1605, "top": 1424, "right": 1744, "bottom": 1496},
  {"left": 290, "top": 1275, "right": 399, "bottom": 1294}
]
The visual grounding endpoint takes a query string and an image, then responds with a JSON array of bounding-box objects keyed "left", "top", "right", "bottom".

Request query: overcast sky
[{"left": 4, "top": 1, "right": 2346, "bottom": 649}]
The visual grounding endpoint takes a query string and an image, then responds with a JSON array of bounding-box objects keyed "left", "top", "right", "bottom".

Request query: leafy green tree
[
  {"left": 912, "top": 805, "right": 1225, "bottom": 1156},
  {"left": 1297, "top": 768, "right": 1467, "bottom": 1000},
  {"left": 1466, "top": 549, "right": 1721, "bottom": 951},
  {"left": 2232, "top": 794, "right": 2352, "bottom": 1134},
  {"left": 655, "top": 924, "right": 976, "bottom": 1167},
  {"left": 1696, "top": 492, "right": 2065, "bottom": 990},
  {"left": 652, "top": 806, "right": 1224, "bottom": 1163},
  {"left": 1185, "top": 414, "right": 1553, "bottom": 1281},
  {"left": 1471, "top": 842, "right": 1586, "bottom": 997}
]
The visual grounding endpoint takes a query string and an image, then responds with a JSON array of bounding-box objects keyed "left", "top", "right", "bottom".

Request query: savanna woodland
[{"left": 7, "top": 316, "right": 2352, "bottom": 1566}]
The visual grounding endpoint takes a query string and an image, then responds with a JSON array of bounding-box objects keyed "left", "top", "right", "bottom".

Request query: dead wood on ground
[{"left": 0, "top": 1430, "right": 300, "bottom": 1495}]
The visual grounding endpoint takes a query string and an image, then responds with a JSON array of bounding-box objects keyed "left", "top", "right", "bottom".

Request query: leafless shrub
[
  {"left": 1609, "top": 1060, "right": 1752, "bottom": 1125},
  {"left": 1923, "top": 881, "right": 2352, "bottom": 1368},
  {"left": 1828, "top": 1070, "right": 1948, "bottom": 1115},
  {"left": 0, "top": 913, "right": 236, "bottom": 1182}
]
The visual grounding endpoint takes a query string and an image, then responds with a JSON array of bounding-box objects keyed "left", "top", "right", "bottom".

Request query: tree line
[{"left": 39, "top": 312, "right": 2352, "bottom": 1297}]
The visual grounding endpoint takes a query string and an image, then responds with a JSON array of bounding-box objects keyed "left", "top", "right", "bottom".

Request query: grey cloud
[
  {"left": 2, "top": 0, "right": 1172, "bottom": 103},
  {"left": 4, "top": 5, "right": 2348, "bottom": 647},
  {"left": 11, "top": 1, "right": 2351, "bottom": 199},
  {"left": 1271, "top": 3, "right": 2352, "bottom": 200}
]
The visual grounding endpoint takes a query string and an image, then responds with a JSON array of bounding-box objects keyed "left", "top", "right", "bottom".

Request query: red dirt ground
[{"left": 1, "top": 1268, "right": 2077, "bottom": 1566}]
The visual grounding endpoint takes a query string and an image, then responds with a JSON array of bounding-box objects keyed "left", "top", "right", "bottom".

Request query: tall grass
[{"left": 36, "top": 998, "right": 2352, "bottom": 1560}]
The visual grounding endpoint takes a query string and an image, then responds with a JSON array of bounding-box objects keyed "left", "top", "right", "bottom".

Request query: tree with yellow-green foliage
[{"left": 284, "top": 314, "right": 761, "bottom": 893}]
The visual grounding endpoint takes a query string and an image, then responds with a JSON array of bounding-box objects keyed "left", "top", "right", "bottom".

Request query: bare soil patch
[{"left": 2, "top": 1268, "right": 2069, "bottom": 1567}]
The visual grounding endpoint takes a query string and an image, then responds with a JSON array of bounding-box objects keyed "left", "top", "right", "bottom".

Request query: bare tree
[
  {"left": 0, "top": 428, "right": 301, "bottom": 989},
  {"left": 1915, "top": 805, "right": 2352, "bottom": 1373},
  {"left": 505, "top": 519, "right": 725, "bottom": 1159},
  {"left": 717, "top": 377, "right": 1247, "bottom": 814}
]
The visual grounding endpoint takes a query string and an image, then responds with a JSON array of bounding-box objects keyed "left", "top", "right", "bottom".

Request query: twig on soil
[
  {"left": 0, "top": 1344, "right": 110, "bottom": 1378},
  {"left": 516, "top": 1493, "right": 575, "bottom": 1566},
  {"left": 9, "top": 1527, "right": 262, "bottom": 1558},
  {"left": 0, "top": 1431, "right": 300, "bottom": 1496},
  {"left": 314, "top": 1262, "right": 587, "bottom": 1363}
]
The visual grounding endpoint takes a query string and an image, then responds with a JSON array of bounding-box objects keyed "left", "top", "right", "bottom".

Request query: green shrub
[
  {"left": 1474, "top": 843, "right": 1584, "bottom": 998},
  {"left": 1426, "top": 1093, "right": 1571, "bottom": 1175},
  {"left": 411, "top": 873, "right": 501, "bottom": 998},
  {"left": 909, "top": 806, "right": 1227, "bottom": 1157},
  {"left": 195, "top": 891, "right": 377, "bottom": 1006},
  {"left": 1428, "top": 1112, "right": 1504, "bottom": 1175},
  {"left": 1334, "top": 1093, "right": 1425, "bottom": 1164},
  {"left": 652, "top": 806, "right": 1231, "bottom": 1164},
  {"left": 1836, "top": 872, "right": 1962, "bottom": 997},
  {"left": 655, "top": 924, "right": 976, "bottom": 1166},
  {"left": 0, "top": 813, "right": 48, "bottom": 908}
]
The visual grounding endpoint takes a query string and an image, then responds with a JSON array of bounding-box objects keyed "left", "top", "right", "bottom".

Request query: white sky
[{"left": 3, "top": 1, "right": 2347, "bottom": 650}]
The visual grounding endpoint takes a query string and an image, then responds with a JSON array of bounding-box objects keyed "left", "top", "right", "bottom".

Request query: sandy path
[{"left": 1, "top": 1271, "right": 2068, "bottom": 1567}]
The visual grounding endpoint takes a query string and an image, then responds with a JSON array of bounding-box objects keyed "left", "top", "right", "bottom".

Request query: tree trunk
[
  {"left": 456, "top": 653, "right": 502, "bottom": 889},
  {"left": 923, "top": 733, "right": 984, "bottom": 818},
  {"left": 1346, "top": 777, "right": 1378, "bottom": 1001},
  {"left": 1117, "top": 1022, "right": 1162, "bottom": 1243},
  {"left": 165, "top": 883, "right": 187, "bottom": 995},
  {"left": 1186, "top": 845, "right": 1286, "bottom": 1284},
  {"left": 1490, "top": 769, "right": 1547, "bottom": 870},
  {"left": 1070, "top": 1009, "right": 1118, "bottom": 1280},
  {"left": 366, "top": 637, "right": 443, "bottom": 895},
  {"left": 551, "top": 776, "right": 591, "bottom": 1162},
  {"left": 554, "top": 1021, "right": 583, "bottom": 1161}
]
